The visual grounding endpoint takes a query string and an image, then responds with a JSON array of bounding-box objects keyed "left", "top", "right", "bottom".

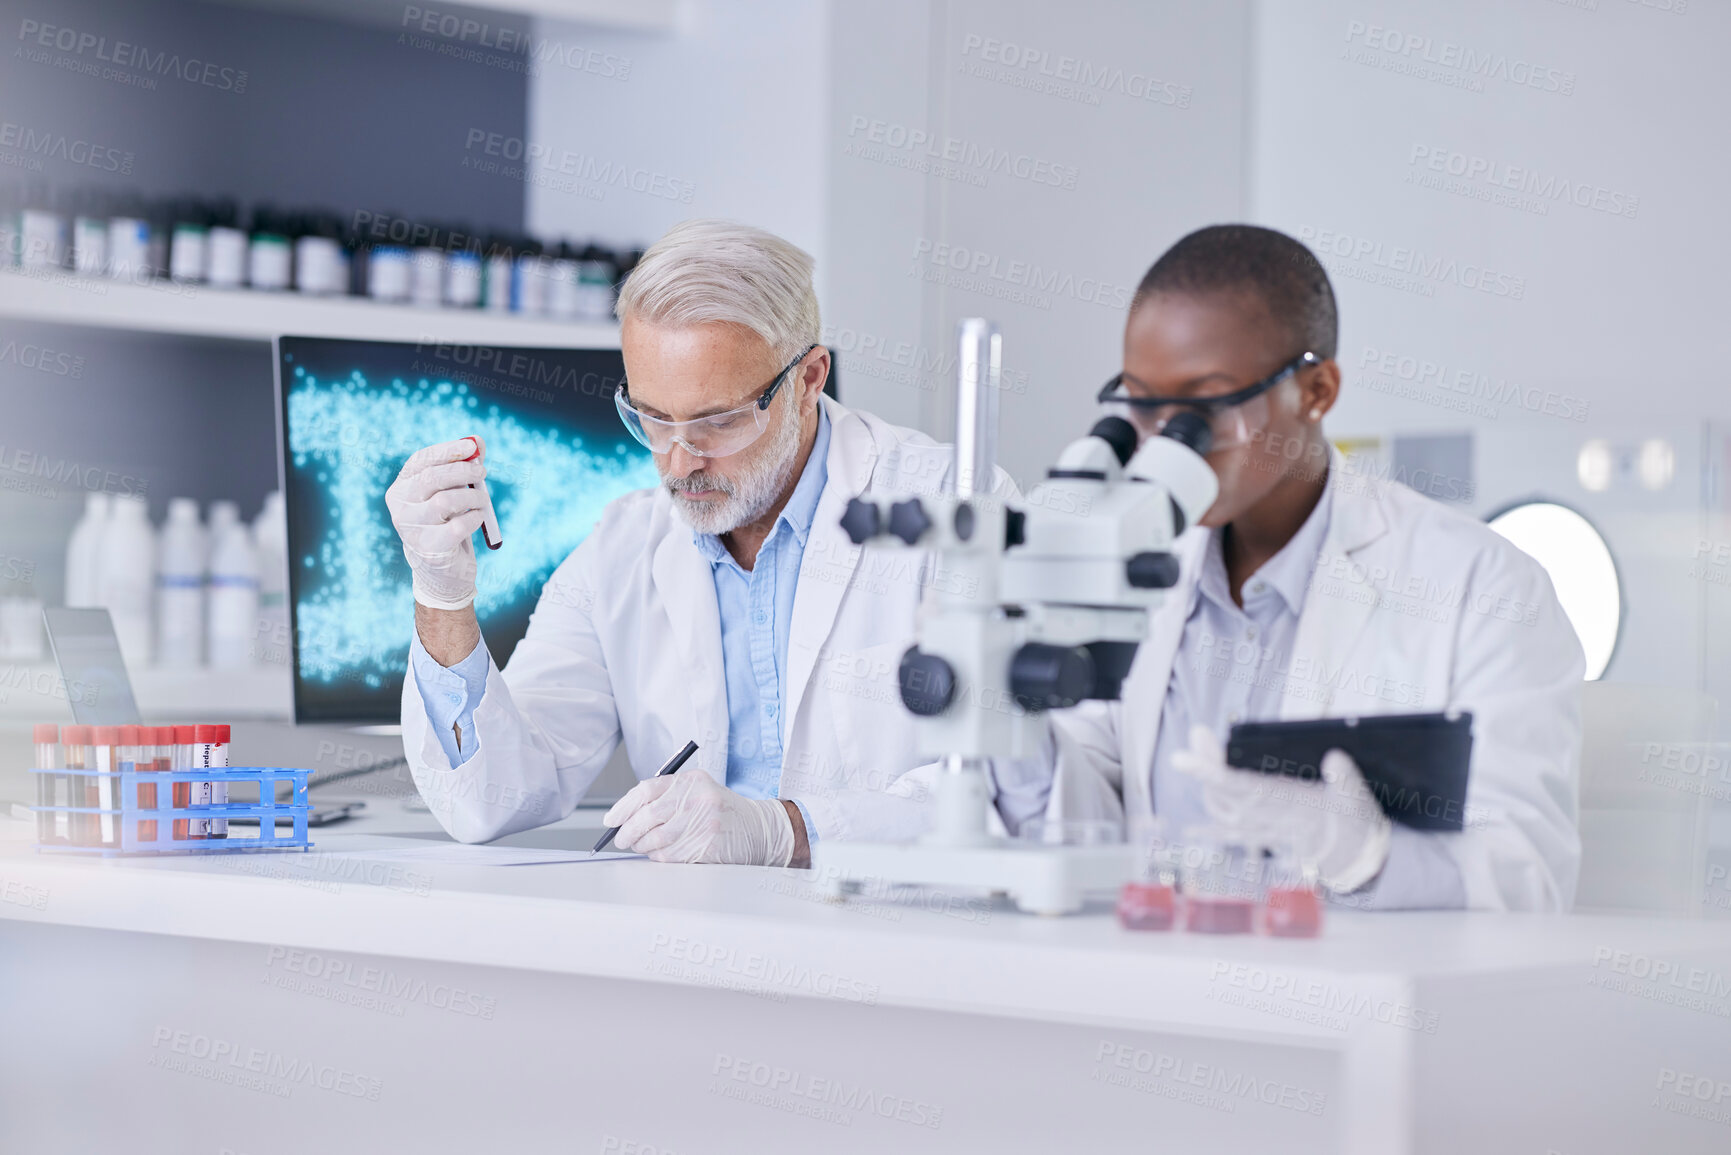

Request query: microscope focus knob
[
  {"left": 1009, "top": 642, "right": 1096, "bottom": 712},
  {"left": 886, "top": 498, "right": 933, "bottom": 545},
  {"left": 1126, "top": 551, "right": 1181, "bottom": 589},
  {"left": 840, "top": 498, "right": 882, "bottom": 544},
  {"left": 898, "top": 647, "right": 956, "bottom": 716}
]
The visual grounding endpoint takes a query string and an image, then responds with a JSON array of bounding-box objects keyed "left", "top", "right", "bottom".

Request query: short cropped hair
[
  {"left": 615, "top": 218, "right": 821, "bottom": 363},
  {"left": 1132, "top": 224, "right": 1338, "bottom": 360}
]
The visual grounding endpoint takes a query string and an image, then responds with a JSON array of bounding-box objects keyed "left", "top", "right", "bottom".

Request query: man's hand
[
  {"left": 385, "top": 438, "right": 489, "bottom": 612},
  {"left": 603, "top": 772, "right": 798, "bottom": 866},
  {"left": 1171, "top": 724, "right": 1392, "bottom": 895}
]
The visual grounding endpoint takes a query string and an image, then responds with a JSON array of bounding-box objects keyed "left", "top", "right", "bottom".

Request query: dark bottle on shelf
[
  {"left": 206, "top": 198, "right": 247, "bottom": 289},
  {"left": 444, "top": 224, "right": 484, "bottom": 307},
  {"left": 576, "top": 242, "right": 617, "bottom": 322},
  {"left": 480, "top": 235, "right": 515, "bottom": 313},
  {"left": 512, "top": 235, "right": 547, "bottom": 316},
  {"left": 168, "top": 197, "right": 211, "bottom": 284},
  {"left": 70, "top": 187, "right": 111, "bottom": 278},
  {"left": 0, "top": 181, "right": 20, "bottom": 269},
  {"left": 546, "top": 239, "right": 579, "bottom": 319},
  {"left": 107, "top": 190, "right": 154, "bottom": 285},
  {"left": 18, "top": 179, "right": 68, "bottom": 271},
  {"left": 361, "top": 208, "right": 412, "bottom": 302},
  {"left": 247, "top": 205, "right": 293, "bottom": 291},
  {"left": 294, "top": 210, "right": 347, "bottom": 296}
]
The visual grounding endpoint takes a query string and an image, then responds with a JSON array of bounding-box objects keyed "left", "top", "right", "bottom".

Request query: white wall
[
  {"left": 1248, "top": 0, "right": 1731, "bottom": 693},
  {"left": 825, "top": 0, "right": 1252, "bottom": 489},
  {"left": 526, "top": 0, "right": 830, "bottom": 285}
]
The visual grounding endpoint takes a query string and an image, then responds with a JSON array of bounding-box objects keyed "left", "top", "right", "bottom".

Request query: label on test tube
[
  {"left": 192, "top": 725, "right": 220, "bottom": 839},
  {"left": 209, "top": 724, "right": 230, "bottom": 839},
  {"left": 33, "top": 724, "right": 60, "bottom": 846},
  {"left": 93, "top": 726, "right": 120, "bottom": 847}
]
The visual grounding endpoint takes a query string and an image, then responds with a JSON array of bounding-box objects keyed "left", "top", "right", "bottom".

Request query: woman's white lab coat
[
  {"left": 1048, "top": 448, "right": 1586, "bottom": 911},
  {"left": 401, "top": 396, "right": 998, "bottom": 846}
]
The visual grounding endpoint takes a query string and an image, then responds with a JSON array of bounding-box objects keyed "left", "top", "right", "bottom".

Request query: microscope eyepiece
[
  {"left": 1158, "top": 411, "right": 1213, "bottom": 457},
  {"left": 1087, "top": 416, "right": 1139, "bottom": 467}
]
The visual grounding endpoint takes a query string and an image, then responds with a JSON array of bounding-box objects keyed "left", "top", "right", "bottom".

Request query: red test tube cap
[
  {"left": 150, "top": 726, "right": 173, "bottom": 745},
  {"left": 32, "top": 723, "right": 58, "bottom": 743},
  {"left": 63, "top": 725, "right": 89, "bottom": 744},
  {"left": 94, "top": 726, "right": 121, "bottom": 745},
  {"left": 463, "top": 436, "right": 481, "bottom": 462},
  {"left": 119, "top": 725, "right": 142, "bottom": 746},
  {"left": 216, "top": 725, "right": 231, "bottom": 743},
  {"left": 174, "top": 725, "right": 196, "bottom": 744},
  {"left": 194, "top": 724, "right": 220, "bottom": 743}
]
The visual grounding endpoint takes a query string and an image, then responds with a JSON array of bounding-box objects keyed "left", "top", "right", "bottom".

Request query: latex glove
[
  {"left": 1171, "top": 724, "right": 1392, "bottom": 895},
  {"left": 603, "top": 771, "right": 795, "bottom": 866},
  {"left": 385, "top": 437, "right": 489, "bottom": 610}
]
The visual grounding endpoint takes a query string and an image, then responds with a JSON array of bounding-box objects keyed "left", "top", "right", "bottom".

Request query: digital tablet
[{"left": 1225, "top": 711, "right": 1474, "bottom": 833}]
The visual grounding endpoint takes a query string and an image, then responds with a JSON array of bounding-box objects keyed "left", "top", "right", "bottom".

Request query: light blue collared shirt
[
  {"left": 411, "top": 409, "right": 830, "bottom": 842},
  {"left": 693, "top": 408, "right": 829, "bottom": 841},
  {"left": 1149, "top": 480, "right": 1464, "bottom": 908}
]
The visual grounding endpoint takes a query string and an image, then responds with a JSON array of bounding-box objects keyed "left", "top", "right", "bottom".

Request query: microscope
[{"left": 810, "top": 319, "right": 1218, "bottom": 914}]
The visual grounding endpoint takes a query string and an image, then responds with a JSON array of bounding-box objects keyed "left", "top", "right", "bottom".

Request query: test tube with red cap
[
  {"left": 173, "top": 724, "right": 198, "bottom": 840},
  {"left": 195, "top": 724, "right": 231, "bottom": 840},
  {"left": 148, "top": 727, "right": 174, "bottom": 843},
  {"left": 32, "top": 724, "right": 61, "bottom": 845},
  {"left": 92, "top": 726, "right": 121, "bottom": 848},
  {"left": 118, "top": 725, "right": 150, "bottom": 843},
  {"left": 213, "top": 724, "right": 231, "bottom": 839},
  {"left": 463, "top": 436, "right": 503, "bottom": 550},
  {"left": 61, "top": 726, "right": 91, "bottom": 844}
]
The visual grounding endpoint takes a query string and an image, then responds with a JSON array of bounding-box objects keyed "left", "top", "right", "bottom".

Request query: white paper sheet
[{"left": 327, "top": 845, "right": 644, "bottom": 866}]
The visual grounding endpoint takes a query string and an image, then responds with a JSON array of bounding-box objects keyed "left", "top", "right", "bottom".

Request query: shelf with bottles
[
  {"left": 0, "top": 490, "right": 298, "bottom": 721},
  {"left": 0, "top": 185, "right": 635, "bottom": 348}
]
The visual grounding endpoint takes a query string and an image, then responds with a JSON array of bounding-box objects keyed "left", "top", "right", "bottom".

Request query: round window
[{"left": 1485, "top": 501, "right": 1620, "bottom": 680}]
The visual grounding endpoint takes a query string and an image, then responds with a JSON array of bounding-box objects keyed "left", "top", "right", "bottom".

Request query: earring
[{"left": 1308, "top": 408, "right": 1323, "bottom": 420}]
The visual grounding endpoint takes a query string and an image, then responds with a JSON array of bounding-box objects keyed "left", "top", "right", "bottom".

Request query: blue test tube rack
[{"left": 29, "top": 765, "right": 314, "bottom": 856}]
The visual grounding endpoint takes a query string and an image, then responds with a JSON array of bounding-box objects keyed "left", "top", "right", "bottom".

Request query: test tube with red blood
[{"left": 463, "top": 436, "right": 503, "bottom": 551}]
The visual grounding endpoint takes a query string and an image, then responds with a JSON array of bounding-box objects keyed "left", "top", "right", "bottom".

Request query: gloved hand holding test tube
[{"left": 463, "top": 435, "right": 504, "bottom": 550}]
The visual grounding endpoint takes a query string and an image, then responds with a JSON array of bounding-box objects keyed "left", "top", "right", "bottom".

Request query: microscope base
[{"left": 809, "top": 839, "right": 1132, "bottom": 917}]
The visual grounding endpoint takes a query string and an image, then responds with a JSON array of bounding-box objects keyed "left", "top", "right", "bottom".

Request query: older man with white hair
[{"left": 387, "top": 219, "right": 1021, "bottom": 866}]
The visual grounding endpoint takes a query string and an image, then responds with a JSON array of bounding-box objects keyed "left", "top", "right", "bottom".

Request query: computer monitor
[{"left": 275, "top": 336, "right": 658, "bottom": 724}]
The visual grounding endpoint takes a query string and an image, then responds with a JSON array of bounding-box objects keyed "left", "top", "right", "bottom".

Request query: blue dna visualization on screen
[{"left": 277, "top": 336, "right": 659, "bottom": 723}]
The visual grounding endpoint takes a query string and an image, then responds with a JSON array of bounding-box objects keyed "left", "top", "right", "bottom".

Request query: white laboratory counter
[{"left": 2, "top": 801, "right": 1729, "bottom": 1155}]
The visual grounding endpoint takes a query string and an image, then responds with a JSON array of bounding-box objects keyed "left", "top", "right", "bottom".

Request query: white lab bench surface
[{"left": 2, "top": 798, "right": 1729, "bottom": 1155}]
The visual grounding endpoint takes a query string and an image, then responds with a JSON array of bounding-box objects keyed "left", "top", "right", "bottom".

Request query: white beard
[{"left": 661, "top": 393, "right": 806, "bottom": 536}]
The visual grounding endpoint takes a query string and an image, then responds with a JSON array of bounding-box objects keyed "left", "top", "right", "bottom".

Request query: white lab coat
[
  {"left": 402, "top": 396, "right": 1004, "bottom": 845},
  {"left": 1048, "top": 448, "right": 1586, "bottom": 911}
]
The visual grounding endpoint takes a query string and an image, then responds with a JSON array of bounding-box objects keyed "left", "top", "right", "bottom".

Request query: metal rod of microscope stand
[{"left": 954, "top": 318, "right": 1001, "bottom": 500}]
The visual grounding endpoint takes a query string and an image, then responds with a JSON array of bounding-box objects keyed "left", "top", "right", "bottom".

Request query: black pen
[{"left": 591, "top": 740, "right": 699, "bottom": 854}]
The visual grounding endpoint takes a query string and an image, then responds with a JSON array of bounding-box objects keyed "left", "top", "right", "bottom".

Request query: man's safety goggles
[
  {"left": 614, "top": 344, "right": 818, "bottom": 459},
  {"left": 1098, "top": 350, "right": 1320, "bottom": 451}
]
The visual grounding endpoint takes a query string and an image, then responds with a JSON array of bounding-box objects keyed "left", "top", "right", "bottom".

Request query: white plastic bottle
[
  {"left": 64, "top": 492, "right": 110, "bottom": 607},
  {"left": 100, "top": 494, "right": 156, "bottom": 667},
  {"left": 251, "top": 492, "right": 289, "bottom": 665},
  {"left": 207, "top": 508, "right": 259, "bottom": 669},
  {"left": 155, "top": 498, "right": 207, "bottom": 668}
]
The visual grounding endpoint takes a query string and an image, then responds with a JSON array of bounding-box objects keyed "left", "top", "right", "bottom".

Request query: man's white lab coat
[
  {"left": 402, "top": 396, "right": 1001, "bottom": 845},
  {"left": 1048, "top": 449, "right": 1586, "bottom": 911}
]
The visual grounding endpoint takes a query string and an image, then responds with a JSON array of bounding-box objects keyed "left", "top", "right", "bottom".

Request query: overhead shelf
[
  {"left": 0, "top": 270, "right": 622, "bottom": 349},
  {"left": 203, "top": 0, "right": 676, "bottom": 34}
]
